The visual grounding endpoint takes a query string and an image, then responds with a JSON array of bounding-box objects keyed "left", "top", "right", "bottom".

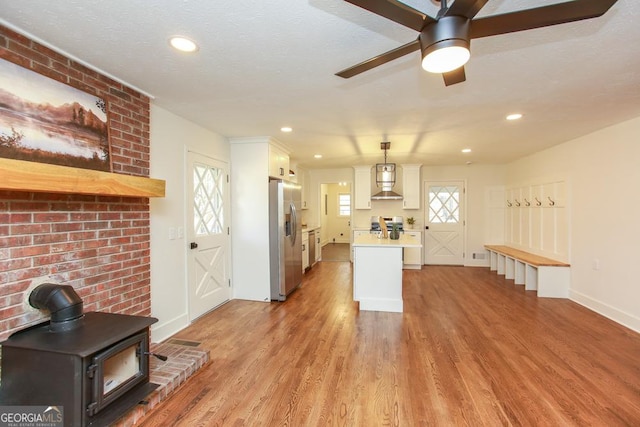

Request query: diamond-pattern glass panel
[
  {"left": 429, "top": 186, "right": 460, "bottom": 223},
  {"left": 193, "top": 164, "right": 224, "bottom": 236}
]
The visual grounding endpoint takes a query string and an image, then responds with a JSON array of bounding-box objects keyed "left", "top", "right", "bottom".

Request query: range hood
[
  {"left": 371, "top": 189, "right": 403, "bottom": 200},
  {"left": 372, "top": 142, "right": 402, "bottom": 200}
]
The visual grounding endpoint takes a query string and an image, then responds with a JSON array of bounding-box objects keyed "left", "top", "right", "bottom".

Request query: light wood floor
[{"left": 139, "top": 263, "right": 640, "bottom": 426}]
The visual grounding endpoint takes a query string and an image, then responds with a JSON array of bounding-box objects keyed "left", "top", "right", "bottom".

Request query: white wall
[
  {"left": 422, "top": 165, "right": 506, "bottom": 266},
  {"left": 149, "top": 104, "right": 230, "bottom": 342},
  {"left": 507, "top": 116, "right": 640, "bottom": 332}
]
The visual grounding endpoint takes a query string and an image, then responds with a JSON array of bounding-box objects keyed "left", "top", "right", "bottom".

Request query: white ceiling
[{"left": 1, "top": 0, "right": 639, "bottom": 169}]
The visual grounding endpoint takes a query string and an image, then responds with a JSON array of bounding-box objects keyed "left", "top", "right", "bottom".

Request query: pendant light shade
[{"left": 373, "top": 142, "right": 402, "bottom": 200}]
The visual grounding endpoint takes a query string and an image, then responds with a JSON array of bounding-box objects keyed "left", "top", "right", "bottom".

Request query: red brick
[
  {"left": 9, "top": 213, "right": 32, "bottom": 223},
  {"left": 11, "top": 223, "right": 51, "bottom": 235},
  {"left": 51, "top": 202, "right": 84, "bottom": 211},
  {"left": 50, "top": 260, "right": 83, "bottom": 273},
  {"left": 0, "top": 258, "right": 31, "bottom": 272},
  {"left": 33, "top": 212, "right": 70, "bottom": 223},
  {"left": 0, "top": 235, "right": 32, "bottom": 248},
  {"left": 10, "top": 245, "right": 49, "bottom": 258},
  {"left": 33, "top": 233, "right": 69, "bottom": 245},
  {"left": 31, "top": 62, "right": 69, "bottom": 85},
  {"left": 50, "top": 241, "right": 83, "bottom": 253},
  {"left": 7, "top": 266, "right": 50, "bottom": 282},
  {"left": 53, "top": 222, "right": 84, "bottom": 233}
]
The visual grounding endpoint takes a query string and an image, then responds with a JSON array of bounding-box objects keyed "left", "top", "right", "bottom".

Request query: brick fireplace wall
[{"left": 0, "top": 26, "right": 152, "bottom": 340}]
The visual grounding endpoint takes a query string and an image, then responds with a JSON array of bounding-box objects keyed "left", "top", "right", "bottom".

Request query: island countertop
[{"left": 353, "top": 233, "right": 422, "bottom": 248}]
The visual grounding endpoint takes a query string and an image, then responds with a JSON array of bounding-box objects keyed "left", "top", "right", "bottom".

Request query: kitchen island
[{"left": 352, "top": 233, "right": 422, "bottom": 313}]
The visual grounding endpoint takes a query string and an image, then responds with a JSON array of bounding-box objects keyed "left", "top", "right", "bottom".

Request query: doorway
[
  {"left": 320, "top": 182, "right": 351, "bottom": 261},
  {"left": 186, "top": 151, "right": 231, "bottom": 321}
]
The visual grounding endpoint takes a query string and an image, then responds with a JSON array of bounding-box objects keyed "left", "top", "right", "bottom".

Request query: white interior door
[
  {"left": 187, "top": 151, "right": 230, "bottom": 321},
  {"left": 424, "top": 181, "right": 465, "bottom": 265}
]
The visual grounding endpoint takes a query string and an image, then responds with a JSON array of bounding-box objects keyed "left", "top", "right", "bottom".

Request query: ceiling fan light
[{"left": 421, "top": 41, "right": 470, "bottom": 73}]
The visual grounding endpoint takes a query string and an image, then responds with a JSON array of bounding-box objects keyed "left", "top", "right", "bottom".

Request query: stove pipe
[{"left": 29, "top": 283, "right": 84, "bottom": 332}]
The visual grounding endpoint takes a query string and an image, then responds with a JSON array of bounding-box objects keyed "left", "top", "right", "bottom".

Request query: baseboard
[
  {"left": 323, "top": 239, "right": 350, "bottom": 245},
  {"left": 570, "top": 290, "right": 640, "bottom": 334},
  {"left": 151, "top": 312, "right": 190, "bottom": 343}
]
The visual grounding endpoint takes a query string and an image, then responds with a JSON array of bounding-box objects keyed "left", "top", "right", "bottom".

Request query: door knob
[{"left": 190, "top": 242, "right": 198, "bottom": 249}]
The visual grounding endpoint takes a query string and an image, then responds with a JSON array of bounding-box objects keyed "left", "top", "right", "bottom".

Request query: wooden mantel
[{"left": 0, "top": 157, "right": 165, "bottom": 198}]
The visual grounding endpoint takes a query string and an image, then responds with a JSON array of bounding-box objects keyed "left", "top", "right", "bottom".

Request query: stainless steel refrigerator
[{"left": 269, "top": 179, "right": 303, "bottom": 301}]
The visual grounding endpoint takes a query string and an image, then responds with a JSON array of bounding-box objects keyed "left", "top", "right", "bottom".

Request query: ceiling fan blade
[
  {"left": 469, "top": 0, "right": 618, "bottom": 39},
  {"left": 336, "top": 39, "right": 420, "bottom": 78},
  {"left": 443, "top": 0, "right": 489, "bottom": 20},
  {"left": 442, "top": 67, "right": 466, "bottom": 86},
  {"left": 344, "top": 0, "right": 433, "bottom": 32}
]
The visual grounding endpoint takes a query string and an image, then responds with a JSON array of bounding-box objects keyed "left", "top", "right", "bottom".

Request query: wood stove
[{"left": 0, "top": 285, "right": 160, "bottom": 427}]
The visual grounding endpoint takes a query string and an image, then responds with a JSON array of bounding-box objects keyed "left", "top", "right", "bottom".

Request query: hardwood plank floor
[{"left": 139, "top": 263, "right": 640, "bottom": 426}]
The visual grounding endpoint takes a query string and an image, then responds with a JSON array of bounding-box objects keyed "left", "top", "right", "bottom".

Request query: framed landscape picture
[{"left": 0, "top": 58, "right": 111, "bottom": 172}]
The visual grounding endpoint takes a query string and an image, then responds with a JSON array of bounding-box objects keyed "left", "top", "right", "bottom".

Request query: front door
[
  {"left": 424, "top": 181, "right": 465, "bottom": 265},
  {"left": 187, "top": 151, "right": 230, "bottom": 321}
]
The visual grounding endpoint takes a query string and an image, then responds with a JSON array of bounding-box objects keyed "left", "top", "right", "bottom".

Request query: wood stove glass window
[{"left": 90, "top": 331, "right": 150, "bottom": 415}]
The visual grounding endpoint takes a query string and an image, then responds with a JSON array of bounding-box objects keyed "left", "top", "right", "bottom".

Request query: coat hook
[
  {"left": 535, "top": 197, "right": 542, "bottom": 206},
  {"left": 524, "top": 198, "right": 530, "bottom": 206},
  {"left": 507, "top": 200, "right": 512, "bottom": 207},
  {"left": 515, "top": 199, "right": 521, "bottom": 207},
  {"left": 548, "top": 196, "right": 555, "bottom": 206}
]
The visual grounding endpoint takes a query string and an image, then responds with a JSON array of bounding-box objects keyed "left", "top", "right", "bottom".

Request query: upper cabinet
[
  {"left": 269, "top": 144, "right": 290, "bottom": 178},
  {"left": 353, "top": 166, "right": 372, "bottom": 209},
  {"left": 401, "top": 164, "right": 421, "bottom": 209}
]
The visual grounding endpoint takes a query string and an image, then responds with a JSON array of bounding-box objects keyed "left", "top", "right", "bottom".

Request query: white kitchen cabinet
[
  {"left": 269, "top": 144, "right": 289, "bottom": 178},
  {"left": 401, "top": 164, "right": 421, "bottom": 209},
  {"left": 302, "top": 230, "right": 309, "bottom": 272},
  {"left": 352, "top": 230, "right": 371, "bottom": 262},
  {"left": 403, "top": 231, "right": 422, "bottom": 269},
  {"left": 353, "top": 166, "right": 372, "bottom": 209}
]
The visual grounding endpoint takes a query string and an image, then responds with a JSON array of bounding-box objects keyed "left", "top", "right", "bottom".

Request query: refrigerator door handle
[{"left": 290, "top": 202, "right": 297, "bottom": 245}]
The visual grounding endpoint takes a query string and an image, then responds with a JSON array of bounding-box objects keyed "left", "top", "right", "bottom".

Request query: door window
[
  {"left": 428, "top": 186, "right": 460, "bottom": 224},
  {"left": 193, "top": 164, "right": 224, "bottom": 236}
]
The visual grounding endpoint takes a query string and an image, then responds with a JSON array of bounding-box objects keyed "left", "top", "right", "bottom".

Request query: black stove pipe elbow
[{"left": 29, "top": 283, "right": 84, "bottom": 325}]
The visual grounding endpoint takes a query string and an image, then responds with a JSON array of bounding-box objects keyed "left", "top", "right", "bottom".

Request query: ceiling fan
[{"left": 336, "top": 0, "right": 618, "bottom": 86}]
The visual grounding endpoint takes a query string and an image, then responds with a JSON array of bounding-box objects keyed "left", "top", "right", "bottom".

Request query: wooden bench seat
[{"left": 484, "top": 245, "right": 570, "bottom": 298}]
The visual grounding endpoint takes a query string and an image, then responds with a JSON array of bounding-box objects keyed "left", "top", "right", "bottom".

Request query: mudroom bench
[{"left": 484, "top": 245, "right": 570, "bottom": 298}]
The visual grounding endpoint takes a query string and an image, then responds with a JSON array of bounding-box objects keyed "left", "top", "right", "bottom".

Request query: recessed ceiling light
[
  {"left": 314, "top": 154, "right": 322, "bottom": 159},
  {"left": 169, "top": 36, "right": 198, "bottom": 53},
  {"left": 462, "top": 148, "right": 472, "bottom": 153},
  {"left": 506, "top": 113, "right": 523, "bottom": 121},
  {"left": 281, "top": 127, "right": 292, "bottom": 132}
]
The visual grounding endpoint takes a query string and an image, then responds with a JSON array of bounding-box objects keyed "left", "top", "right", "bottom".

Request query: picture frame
[{"left": 0, "top": 58, "right": 111, "bottom": 172}]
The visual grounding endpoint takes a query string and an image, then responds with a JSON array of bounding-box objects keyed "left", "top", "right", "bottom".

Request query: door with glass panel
[
  {"left": 187, "top": 151, "right": 230, "bottom": 321},
  {"left": 424, "top": 181, "right": 465, "bottom": 265}
]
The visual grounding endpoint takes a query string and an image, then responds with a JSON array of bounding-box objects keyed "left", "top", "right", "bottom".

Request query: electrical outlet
[
  {"left": 177, "top": 227, "right": 184, "bottom": 239},
  {"left": 169, "top": 227, "right": 176, "bottom": 240},
  {"left": 592, "top": 259, "right": 600, "bottom": 270}
]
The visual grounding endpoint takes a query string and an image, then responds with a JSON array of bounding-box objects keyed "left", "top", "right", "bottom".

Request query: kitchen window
[{"left": 338, "top": 193, "right": 351, "bottom": 216}]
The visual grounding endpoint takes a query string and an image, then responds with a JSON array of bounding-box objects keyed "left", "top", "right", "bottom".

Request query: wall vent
[{"left": 472, "top": 252, "right": 486, "bottom": 260}]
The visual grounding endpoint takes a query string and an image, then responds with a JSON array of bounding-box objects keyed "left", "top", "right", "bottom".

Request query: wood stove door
[{"left": 87, "top": 331, "right": 149, "bottom": 417}]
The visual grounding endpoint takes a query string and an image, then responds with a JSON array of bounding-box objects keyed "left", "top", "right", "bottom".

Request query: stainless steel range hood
[{"left": 371, "top": 189, "right": 403, "bottom": 200}]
